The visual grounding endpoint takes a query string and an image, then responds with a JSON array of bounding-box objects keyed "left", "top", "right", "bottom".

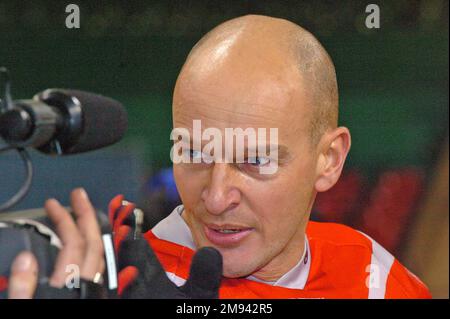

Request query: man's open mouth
[
  {"left": 204, "top": 224, "right": 253, "bottom": 247},
  {"left": 214, "top": 229, "right": 242, "bottom": 234}
]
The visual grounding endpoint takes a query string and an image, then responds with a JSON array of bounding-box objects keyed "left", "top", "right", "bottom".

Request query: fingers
[
  {"left": 8, "top": 252, "right": 38, "bottom": 299},
  {"left": 46, "top": 188, "right": 106, "bottom": 287},
  {"left": 45, "top": 198, "right": 84, "bottom": 287},
  {"left": 70, "top": 188, "right": 104, "bottom": 280}
]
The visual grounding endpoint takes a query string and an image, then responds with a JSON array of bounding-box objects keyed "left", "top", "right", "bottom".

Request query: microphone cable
[
  {"left": 0, "top": 68, "right": 33, "bottom": 212},
  {"left": 0, "top": 146, "right": 33, "bottom": 213}
]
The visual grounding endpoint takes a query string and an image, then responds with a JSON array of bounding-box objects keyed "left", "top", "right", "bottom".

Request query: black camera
[
  {"left": 0, "top": 67, "right": 128, "bottom": 298},
  {"left": 0, "top": 207, "right": 115, "bottom": 299}
]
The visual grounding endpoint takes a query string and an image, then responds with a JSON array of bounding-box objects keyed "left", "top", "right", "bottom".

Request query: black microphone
[
  {"left": 181, "top": 247, "right": 223, "bottom": 298},
  {"left": 0, "top": 89, "right": 127, "bottom": 155}
]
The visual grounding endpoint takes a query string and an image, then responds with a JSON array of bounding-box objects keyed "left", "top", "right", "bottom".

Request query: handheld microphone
[{"left": 0, "top": 89, "right": 128, "bottom": 155}]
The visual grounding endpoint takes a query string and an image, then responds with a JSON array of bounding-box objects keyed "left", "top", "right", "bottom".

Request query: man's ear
[{"left": 314, "top": 127, "right": 351, "bottom": 192}]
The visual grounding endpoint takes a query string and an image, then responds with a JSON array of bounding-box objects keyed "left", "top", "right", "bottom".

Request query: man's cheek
[
  {"left": 220, "top": 247, "right": 259, "bottom": 277},
  {"left": 235, "top": 234, "right": 264, "bottom": 260},
  {"left": 176, "top": 181, "right": 198, "bottom": 206}
]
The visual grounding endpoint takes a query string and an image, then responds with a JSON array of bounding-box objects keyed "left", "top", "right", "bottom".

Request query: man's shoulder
[
  {"left": 305, "top": 221, "right": 374, "bottom": 294},
  {"left": 306, "top": 221, "right": 431, "bottom": 299},
  {"left": 306, "top": 221, "right": 372, "bottom": 249}
]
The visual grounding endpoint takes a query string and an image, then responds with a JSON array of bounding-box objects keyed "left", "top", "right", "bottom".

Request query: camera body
[{"left": 0, "top": 208, "right": 113, "bottom": 299}]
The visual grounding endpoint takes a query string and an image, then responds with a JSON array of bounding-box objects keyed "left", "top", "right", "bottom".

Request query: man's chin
[
  {"left": 196, "top": 241, "right": 260, "bottom": 278},
  {"left": 221, "top": 261, "right": 257, "bottom": 279},
  {"left": 222, "top": 269, "right": 251, "bottom": 279}
]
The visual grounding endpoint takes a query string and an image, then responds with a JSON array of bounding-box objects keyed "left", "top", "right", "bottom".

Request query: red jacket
[{"left": 143, "top": 205, "right": 431, "bottom": 299}]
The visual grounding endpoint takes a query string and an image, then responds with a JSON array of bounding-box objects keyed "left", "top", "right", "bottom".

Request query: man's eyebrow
[{"left": 246, "top": 144, "right": 290, "bottom": 158}]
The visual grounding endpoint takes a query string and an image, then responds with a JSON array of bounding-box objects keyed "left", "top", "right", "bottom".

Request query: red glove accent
[
  {"left": 114, "top": 225, "right": 131, "bottom": 257},
  {"left": 108, "top": 194, "right": 124, "bottom": 226},
  {"left": 108, "top": 195, "right": 137, "bottom": 234},
  {"left": 114, "top": 224, "right": 139, "bottom": 297},
  {"left": 113, "top": 204, "right": 135, "bottom": 234},
  {"left": 118, "top": 266, "right": 139, "bottom": 297}
]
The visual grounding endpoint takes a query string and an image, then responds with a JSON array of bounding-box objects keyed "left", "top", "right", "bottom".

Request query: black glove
[
  {"left": 108, "top": 196, "right": 223, "bottom": 299},
  {"left": 117, "top": 233, "right": 223, "bottom": 299}
]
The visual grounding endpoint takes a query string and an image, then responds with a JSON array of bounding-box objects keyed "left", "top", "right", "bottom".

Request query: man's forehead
[
  {"left": 174, "top": 24, "right": 309, "bottom": 112},
  {"left": 174, "top": 96, "right": 285, "bottom": 127},
  {"left": 173, "top": 70, "right": 312, "bottom": 131}
]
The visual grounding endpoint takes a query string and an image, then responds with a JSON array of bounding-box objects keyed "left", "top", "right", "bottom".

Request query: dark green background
[{"left": 1, "top": 1, "right": 448, "bottom": 173}]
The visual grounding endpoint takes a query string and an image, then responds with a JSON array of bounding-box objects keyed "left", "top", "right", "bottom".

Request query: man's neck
[{"left": 248, "top": 232, "right": 306, "bottom": 283}]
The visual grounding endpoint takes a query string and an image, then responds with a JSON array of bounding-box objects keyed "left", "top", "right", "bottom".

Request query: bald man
[{"left": 9, "top": 15, "right": 430, "bottom": 299}]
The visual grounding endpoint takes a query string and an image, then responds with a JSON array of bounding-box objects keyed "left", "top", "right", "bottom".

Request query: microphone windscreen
[
  {"left": 65, "top": 90, "right": 127, "bottom": 154},
  {"left": 38, "top": 89, "right": 128, "bottom": 154},
  {"left": 185, "top": 247, "right": 223, "bottom": 298}
]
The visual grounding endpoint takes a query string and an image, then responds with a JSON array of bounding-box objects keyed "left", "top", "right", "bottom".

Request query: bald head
[{"left": 176, "top": 15, "right": 338, "bottom": 145}]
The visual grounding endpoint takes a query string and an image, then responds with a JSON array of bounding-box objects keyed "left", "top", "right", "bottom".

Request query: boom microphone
[{"left": 0, "top": 89, "right": 128, "bottom": 155}]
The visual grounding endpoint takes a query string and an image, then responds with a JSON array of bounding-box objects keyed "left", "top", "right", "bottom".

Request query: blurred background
[{"left": 0, "top": 0, "right": 448, "bottom": 297}]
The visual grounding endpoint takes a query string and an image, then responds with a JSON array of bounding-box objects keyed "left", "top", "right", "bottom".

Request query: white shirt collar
[
  {"left": 152, "top": 205, "right": 196, "bottom": 250},
  {"left": 152, "top": 205, "right": 311, "bottom": 289}
]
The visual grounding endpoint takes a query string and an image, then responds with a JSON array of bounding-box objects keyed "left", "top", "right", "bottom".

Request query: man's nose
[{"left": 201, "top": 163, "right": 241, "bottom": 216}]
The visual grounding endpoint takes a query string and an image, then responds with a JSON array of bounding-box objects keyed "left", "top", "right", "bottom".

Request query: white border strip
[
  {"left": 102, "top": 234, "right": 118, "bottom": 290},
  {"left": 360, "top": 232, "right": 395, "bottom": 299}
]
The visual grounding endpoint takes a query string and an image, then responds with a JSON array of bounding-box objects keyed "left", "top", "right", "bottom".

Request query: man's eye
[
  {"left": 188, "top": 149, "right": 202, "bottom": 159},
  {"left": 247, "top": 157, "right": 271, "bottom": 166}
]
